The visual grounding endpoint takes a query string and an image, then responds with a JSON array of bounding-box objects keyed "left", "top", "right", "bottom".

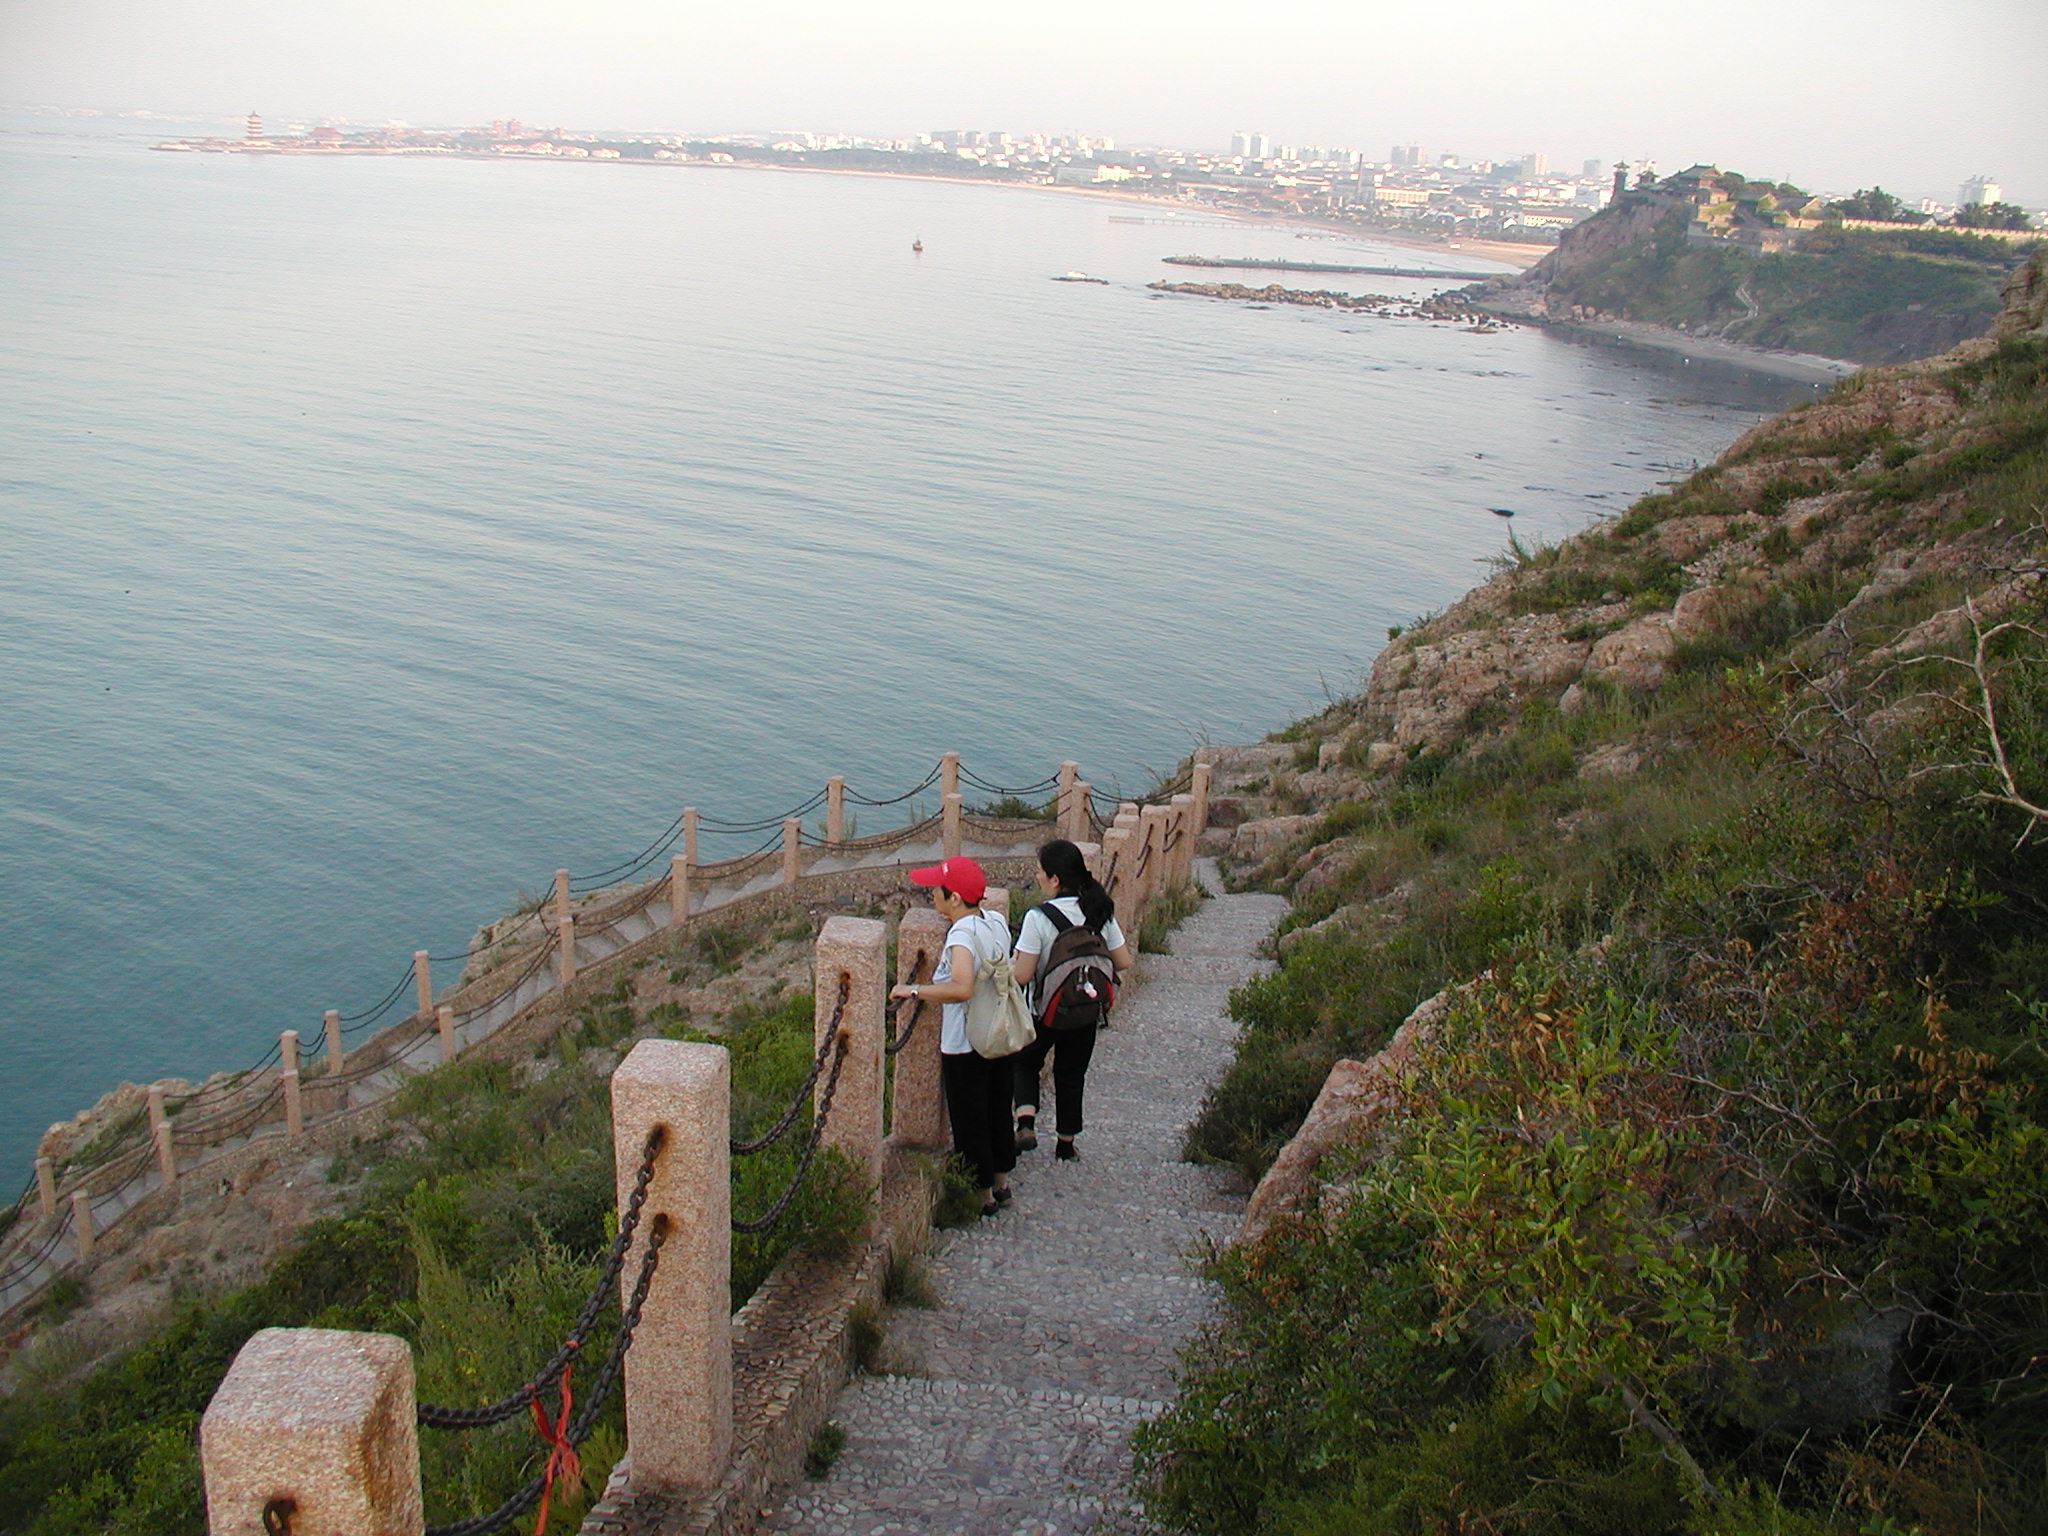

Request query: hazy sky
[{"left": 5, "top": 0, "right": 2044, "bottom": 204}]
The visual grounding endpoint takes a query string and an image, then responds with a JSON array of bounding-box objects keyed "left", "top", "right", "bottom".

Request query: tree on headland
[
  {"left": 1828, "top": 186, "right": 1927, "bottom": 224},
  {"left": 1954, "top": 200, "right": 2035, "bottom": 230}
]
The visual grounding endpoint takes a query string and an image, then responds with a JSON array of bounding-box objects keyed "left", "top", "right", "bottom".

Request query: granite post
[
  {"left": 611, "top": 1041, "right": 731, "bottom": 1492},
  {"left": 890, "top": 907, "right": 949, "bottom": 1149},
  {"left": 669, "top": 853, "right": 690, "bottom": 928},
  {"left": 815, "top": 917, "right": 888, "bottom": 1190},
  {"left": 1171, "top": 793, "right": 1198, "bottom": 887},
  {"left": 200, "top": 1327, "right": 424, "bottom": 1536},
  {"left": 70, "top": 1190, "right": 92, "bottom": 1264},
  {"left": 324, "top": 1009, "right": 344, "bottom": 1074},
  {"left": 412, "top": 951, "right": 431, "bottom": 1022},
  {"left": 827, "top": 775, "right": 846, "bottom": 845},
  {"left": 1057, "top": 761, "right": 1081, "bottom": 840},
  {"left": 148, "top": 1086, "right": 177, "bottom": 1186}
]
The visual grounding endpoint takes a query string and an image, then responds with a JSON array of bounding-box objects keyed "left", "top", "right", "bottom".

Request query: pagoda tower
[{"left": 245, "top": 111, "right": 264, "bottom": 143}]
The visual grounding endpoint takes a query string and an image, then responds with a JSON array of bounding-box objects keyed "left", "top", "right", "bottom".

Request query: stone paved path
[{"left": 762, "top": 861, "right": 1288, "bottom": 1536}]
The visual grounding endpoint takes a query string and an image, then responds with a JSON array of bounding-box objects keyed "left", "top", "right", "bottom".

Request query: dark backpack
[{"left": 1030, "top": 902, "right": 1118, "bottom": 1031}]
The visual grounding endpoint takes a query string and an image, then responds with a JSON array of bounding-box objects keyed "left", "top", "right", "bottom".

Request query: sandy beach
[{"left": 1530, "top": 314, "right": 1860, "bottom": 383}]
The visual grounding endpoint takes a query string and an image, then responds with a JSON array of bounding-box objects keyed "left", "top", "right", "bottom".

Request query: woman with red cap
[{"left": 888, "top": 855, "right": 1017, "bottom": 1216}]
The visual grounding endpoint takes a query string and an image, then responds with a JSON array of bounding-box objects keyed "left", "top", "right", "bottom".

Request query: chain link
[
  {"left": 884, "top": 996, "right": 923, "bottom": 1057},
  {"left": 729, "top": 976, "right": 849, "bottom": 1157},
  {"left": 732, "top": 1035, "right": 850, "bottom": 1234},
  {"left": 416, "top": 1127, "right": 664, "bottom": 1429},
  {"left": 420, "top": 1217, "right": 667, "bottom": 1536}
]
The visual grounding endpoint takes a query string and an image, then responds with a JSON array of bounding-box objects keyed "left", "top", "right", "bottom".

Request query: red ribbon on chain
[{"left": 528, "top": 1341, "right": 581, "bottom": 1536}]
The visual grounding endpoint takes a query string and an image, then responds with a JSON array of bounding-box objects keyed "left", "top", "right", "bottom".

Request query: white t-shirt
[
  {"left": 933, "top": 906, "right": 1011, "bottom": 1056},
  {"left": 1013, "top": 895, "right": 1126, "bottom": 958}
]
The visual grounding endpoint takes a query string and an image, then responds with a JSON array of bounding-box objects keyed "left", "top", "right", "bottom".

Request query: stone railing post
[
  {"left": 890, "top": 908, "right": 949, "bottom": 1149},
  {"left": 324, "top": 1008, "right": 344, "bottom": 1074},
  {"left": 1170, "top": 794, "right": 1198, "bottom": 887},
  {"left": 942, "top": 793, "right": 962, "bottom": 859},
  {"left": 683, "top": 807, "right": 699, "bottom": 875},
  {"left": 1191, "top": 760, "right": 1213, "bottom": 838},
  {"left": 70, "top": 1190, "right": 93, "bottom": 1263},
  {"left": 434, "top": 1006, "right": 456, "bottom": 1065},
  {"left": 940, "top": 751, "right": 960, "bottom": 801},
  {"left": 669, "top": 853, "right": 690, "bottom": 928},
  {"left": 558, "top": 912, "right": 577, "bottom": 987},
  {"left": 827, "top": 775, "right": 847, "bottom": 844},
  {"left": 412, "top": 951, "right": 431, "bottom": 1021},
  {"left": 36, "top": 1157, "right": 56, "bottom": 1222},
  {"left": 1140, "top": 805, "right": 1171, "bottom": 911},
  {"left": 782, "top": 818, "right": 802, "bottom": 888},
  {"left": 200, "top": 1327, "right": 424, "bottom": 1535},
  {"left": 1074, "top": 780, "right": 1093, "bottom": 838},
  {"left": 148, "top": 1087, "right": 177, "bottom": 1186},
  {"left": 280, "top": 1031, "right": 303, "bottom": 1136},
  {"left": 554, "top": 867, "right": 570, "bottom": 927},
  {"left": 1110, "top": 804, "right": 1142, "bottom": 917},
  {"left": 1057, "top": 761, "right": 1080, "bottom": 839},
  {"left": 612, "top": 1040, "right": 731, "bottom": 1492},
  {"left": 815, "top": 917, "right": 887, "bottom": 1190}
]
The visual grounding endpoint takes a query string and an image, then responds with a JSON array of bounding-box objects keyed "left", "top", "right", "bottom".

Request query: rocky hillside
[
  {"left": 1139, "top": 253, "right": 2048, "bottom": 1534},
  {"left": 1468, "top": 171, "right": 2039, "bottom": 364}
]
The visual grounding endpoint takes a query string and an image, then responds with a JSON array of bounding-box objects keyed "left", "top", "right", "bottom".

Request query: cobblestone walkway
[{"left": 762, "top": 861, "right": 1288, "bottom": 1536}]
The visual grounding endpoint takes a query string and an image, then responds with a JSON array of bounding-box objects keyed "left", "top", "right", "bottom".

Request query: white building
[{"left": 1959, "top": 175, "right": 2003, "bottom": 207}]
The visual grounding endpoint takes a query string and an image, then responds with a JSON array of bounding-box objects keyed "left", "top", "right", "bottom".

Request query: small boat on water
[
  {"left": 1489, "top": 507, "right": 1517, "bottom": 518},
  {"left": 912, "top": 238, "right": 923, "bottom": 253},
  {"left": 1052, "top": 271, "right": 1108, "bottom": 284}
]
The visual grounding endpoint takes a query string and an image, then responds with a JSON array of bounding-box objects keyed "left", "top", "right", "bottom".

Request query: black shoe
[
  {"left": 992, "top": 1186, "right": 1013, "bottom": 1207},
  {"left": 980, "top": 1200, "right": 1001, "bottom": 1218},
  {"left": 1055, "top": 1139, "right": 1078, "bottom": 1161},
  {"left": 1015, "top": 1116, "right": 1038, "bottom": 1153}
]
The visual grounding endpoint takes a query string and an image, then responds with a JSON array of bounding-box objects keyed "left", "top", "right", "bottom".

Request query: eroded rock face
[
  {"left": 1363, "top": 612, "right": 1594, "bottom": 752},
  {"left": 1586, "top": 612, "right": 1677, "bottom": 690},
  {"left": 1229, "top": 814, "right": 1320, "bottom": 864},
  {"left": 1237, "top": 988, "right": 1454, "bottom": 1244}
]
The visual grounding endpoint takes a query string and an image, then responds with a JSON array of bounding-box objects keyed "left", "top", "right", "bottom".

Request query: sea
[{"left": 0, "top": 115, "right": 1815, "bottom": 1178}]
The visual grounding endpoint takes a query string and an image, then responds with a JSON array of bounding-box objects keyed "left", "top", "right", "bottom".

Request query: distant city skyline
[{"left": 3, "top": 0, "right": 2042, "bottom": 207}]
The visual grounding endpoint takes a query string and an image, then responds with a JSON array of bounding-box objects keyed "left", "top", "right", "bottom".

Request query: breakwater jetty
[
  {"left": 1149, "top": 280, "right": 1500, "bottom": 325},
  {"left": 1164, "top": 254, "right": 1502, "bottom": 280}
]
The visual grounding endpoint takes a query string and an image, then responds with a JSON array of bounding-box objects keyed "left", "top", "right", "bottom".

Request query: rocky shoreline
[{"left": 1147, "top": 279, "right": 1504, "bottom": 326}]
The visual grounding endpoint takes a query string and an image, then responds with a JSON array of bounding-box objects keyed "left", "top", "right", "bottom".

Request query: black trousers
[
  {"left": 1010, "top": 1024, "right": 1099, "bottom": 1138},
  {"left": 941, "top": 1050, "right": 1018, "bottom": 1189}
]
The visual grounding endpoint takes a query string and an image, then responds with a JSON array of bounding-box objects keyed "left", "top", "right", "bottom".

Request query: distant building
[
  {"left": 1959, "top": 175, "right": 2003, "bottom": 207},
  {"left": 1390, "top": 143, "right": 1424, "bottom": 169},
  {"left": 245, "top": 111, "right": 264, "bottom": 143}
]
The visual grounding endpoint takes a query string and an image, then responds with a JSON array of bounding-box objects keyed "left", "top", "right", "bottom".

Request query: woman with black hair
[{"left": 1010, "top": 838, "right": 1132, "bottom": 1161}]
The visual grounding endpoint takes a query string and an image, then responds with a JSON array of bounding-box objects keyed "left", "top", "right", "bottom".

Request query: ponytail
[{"left": 1038, "top": 838, "right": 1114, "bottom": 932}]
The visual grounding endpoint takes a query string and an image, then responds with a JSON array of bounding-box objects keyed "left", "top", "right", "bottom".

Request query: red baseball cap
[{"left": 909, "top": 855, "right": 987, "bottom": 906}]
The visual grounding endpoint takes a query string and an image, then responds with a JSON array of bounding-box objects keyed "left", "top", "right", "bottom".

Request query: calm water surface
[{"left": 0, "top": 123, "right": 1812, "bottom": 1175}]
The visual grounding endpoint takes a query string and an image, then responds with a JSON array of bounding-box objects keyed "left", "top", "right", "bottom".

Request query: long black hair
[{"left": 1038, "top": 838, "right": 1114, "bottom": 932}]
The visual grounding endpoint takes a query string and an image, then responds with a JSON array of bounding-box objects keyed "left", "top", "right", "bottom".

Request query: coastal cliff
[
  {"left": 1467, "top": 173, "right": 2039, "bottom": 367},
  {"left": 1138, "top": 251, "right": 2048, "bottom": 1534}
]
